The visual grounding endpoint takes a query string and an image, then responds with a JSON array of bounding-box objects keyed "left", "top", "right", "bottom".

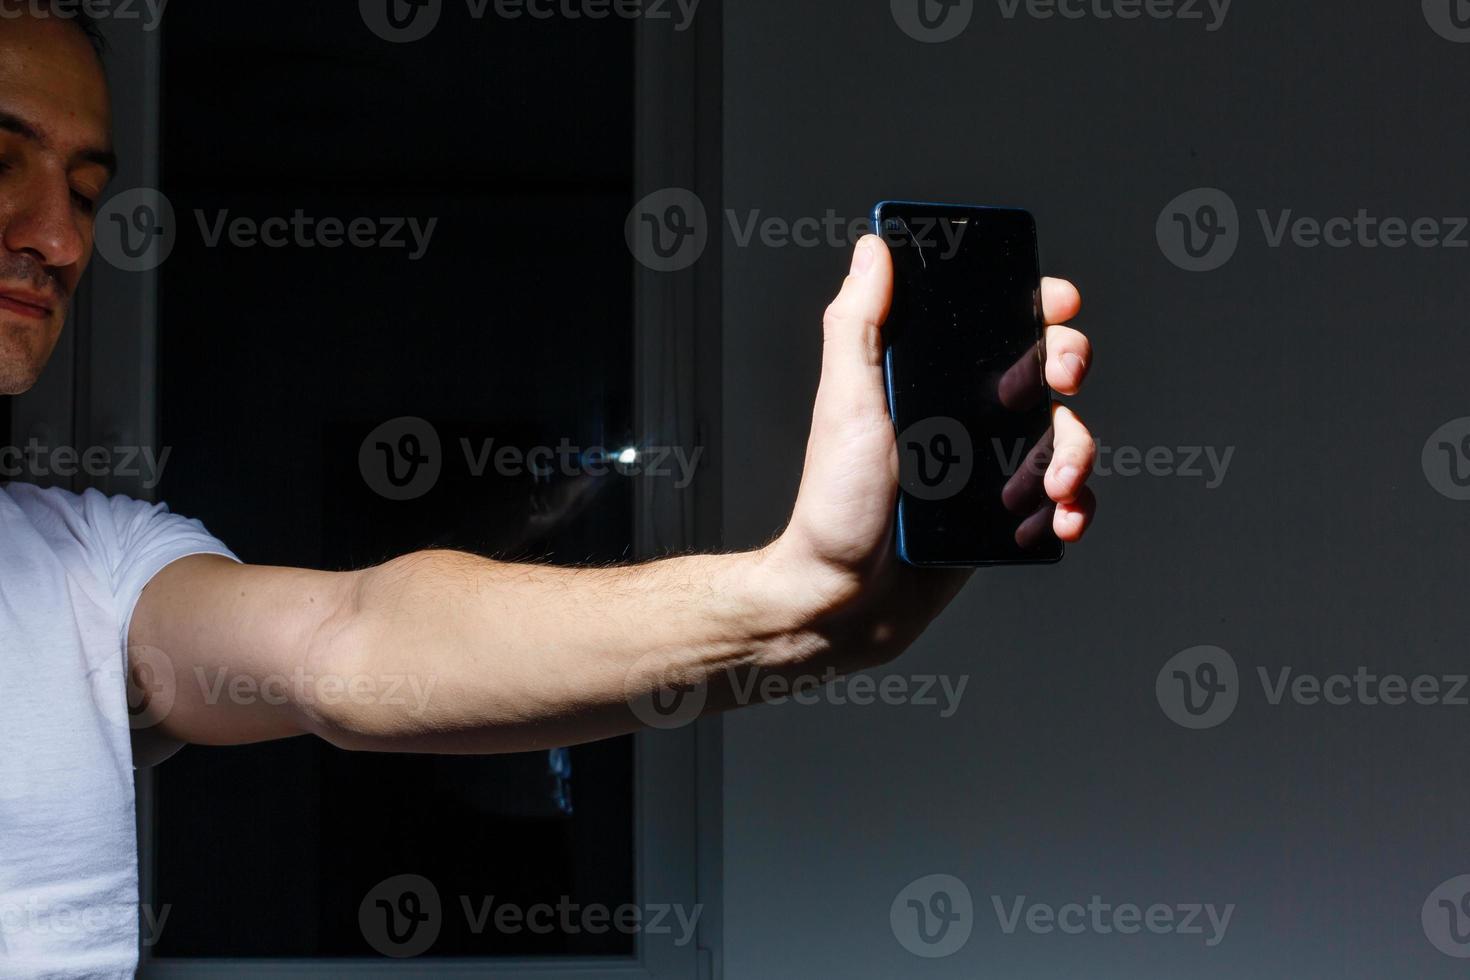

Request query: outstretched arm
[
  {"left": 132, "top": 548, "right": 820, "bottom": 753},
  {"left": 129, "top": 236, "right": 1097, "bottom": 753}
]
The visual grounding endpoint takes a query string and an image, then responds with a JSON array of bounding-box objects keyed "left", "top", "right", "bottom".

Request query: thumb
[{"left": 817, "top": 235, "right": 894, "bottom": 419}]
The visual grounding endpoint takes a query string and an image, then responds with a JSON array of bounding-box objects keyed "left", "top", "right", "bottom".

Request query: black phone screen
[{"left": 878, "top": 202, "right": 1061, "bottom": 566}]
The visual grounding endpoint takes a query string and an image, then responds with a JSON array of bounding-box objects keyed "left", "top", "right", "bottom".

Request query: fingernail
[
  {"left": 851, "top": 240, "right": 875, "bottom": 276},
  {"left": 1062, "top": 352, "right": 1085, "bottom": 377},
  {"left": 1056, "top": 465, "right": 1080, "bottom": 488}
]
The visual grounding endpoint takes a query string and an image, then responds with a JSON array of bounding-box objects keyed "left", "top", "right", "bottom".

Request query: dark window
[{"left": 153, "top": 4, "right": 638, "bottom": 957}]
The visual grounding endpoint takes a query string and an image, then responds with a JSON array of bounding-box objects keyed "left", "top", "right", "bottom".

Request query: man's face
[{"left": 0, "top": 12, "right": 112, "bottom": 395}]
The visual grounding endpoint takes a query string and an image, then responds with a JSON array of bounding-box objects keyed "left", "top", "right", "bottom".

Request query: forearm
[{"left": 312, "top": 548, "right": 828, "bottom": 754}]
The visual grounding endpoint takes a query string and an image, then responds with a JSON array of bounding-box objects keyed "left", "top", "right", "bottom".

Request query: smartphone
[{"left": 873, "top": 201, "right": 1062, "bottom": 567}]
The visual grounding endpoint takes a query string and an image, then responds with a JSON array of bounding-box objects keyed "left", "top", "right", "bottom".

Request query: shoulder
[
  {"left": 5, "top": 481, "right": 164, "bottom": 523},
  {"left": 3, "top": 482, "right": 235, "bottom": 573}
]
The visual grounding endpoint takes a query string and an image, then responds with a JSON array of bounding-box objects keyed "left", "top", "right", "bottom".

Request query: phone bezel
[{"left": 872, "top": 200, "right": 1063, "bottom": 568}]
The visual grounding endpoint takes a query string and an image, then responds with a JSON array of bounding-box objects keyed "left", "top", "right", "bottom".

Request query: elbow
[
  {"left": 301, "top": 635, "right": 444, "bottom": 752},
  {"left": 295, "top": 569, "right": 442, "bottom": 752}
]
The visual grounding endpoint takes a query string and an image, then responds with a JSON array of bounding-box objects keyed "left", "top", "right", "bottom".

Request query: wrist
[{"left": 729, "top": 541, "right": 848, "bottom": 671}]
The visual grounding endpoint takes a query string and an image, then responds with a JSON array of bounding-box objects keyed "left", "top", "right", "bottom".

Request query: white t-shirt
[{"left": 0, "top": 483, "right": 236, "bottom": 979}]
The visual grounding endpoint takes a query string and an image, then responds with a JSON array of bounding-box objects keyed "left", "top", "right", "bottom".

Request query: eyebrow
[{"left": 0, "top": 107, "right": 118, "bottom": 177}]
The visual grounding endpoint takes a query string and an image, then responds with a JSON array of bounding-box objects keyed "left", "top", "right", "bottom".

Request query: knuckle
[{"left": 822, "top": 299, "right": 847, "bottom": 331}]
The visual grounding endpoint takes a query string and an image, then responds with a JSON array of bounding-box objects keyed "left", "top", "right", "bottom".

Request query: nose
[{"left": 3, "top": 169, "right": 88, "bottom": 275}]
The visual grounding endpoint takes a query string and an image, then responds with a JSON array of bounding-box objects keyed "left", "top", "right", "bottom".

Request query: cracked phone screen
[{"left": 881, "top": 205, "right": 1061, "bottom": 565}]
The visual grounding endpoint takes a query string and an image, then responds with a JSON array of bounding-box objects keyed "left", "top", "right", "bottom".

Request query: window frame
[{"left": 6, "top": 8, "right": 723, "bottom": 979}]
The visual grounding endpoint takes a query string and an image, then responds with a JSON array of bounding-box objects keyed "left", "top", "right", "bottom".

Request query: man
[{"left": 0, "top": 4, "right": 1098, "bottom": 976}]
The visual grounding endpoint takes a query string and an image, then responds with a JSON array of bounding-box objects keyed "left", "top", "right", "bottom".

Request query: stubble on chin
[{"left": 0, "top": 313, "right": 63, "bottom": 395}]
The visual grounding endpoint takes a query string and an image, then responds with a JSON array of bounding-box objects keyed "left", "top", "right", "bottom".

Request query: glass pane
[{"left": 152, "top": 4, "right": 638, "bottom": 958}]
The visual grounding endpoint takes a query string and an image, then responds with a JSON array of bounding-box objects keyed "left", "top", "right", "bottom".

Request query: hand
[{"left": 758, "top": 234, "right": 1097, "bottom": 671}]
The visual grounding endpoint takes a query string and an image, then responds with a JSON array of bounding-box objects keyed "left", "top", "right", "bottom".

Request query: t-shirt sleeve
[
  {"left": 73, "top": 488, "right": 241, "bottom": 652},
  {"left": 72, "top": 489, "right": 240, "bottom": 768}
]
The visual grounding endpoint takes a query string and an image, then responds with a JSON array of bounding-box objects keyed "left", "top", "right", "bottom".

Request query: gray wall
[{"left": 720, "top": 2, "right": 1470, "bottom": 977}]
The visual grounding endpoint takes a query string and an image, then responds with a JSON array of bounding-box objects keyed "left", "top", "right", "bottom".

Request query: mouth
[{"left": 0, "top": 289, "right": 55, "bottom": 321}]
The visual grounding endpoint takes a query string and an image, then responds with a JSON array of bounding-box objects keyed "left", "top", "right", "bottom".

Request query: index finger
[{"left": 1042, "top": 277, "right": 1080, "bottom": 325}]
